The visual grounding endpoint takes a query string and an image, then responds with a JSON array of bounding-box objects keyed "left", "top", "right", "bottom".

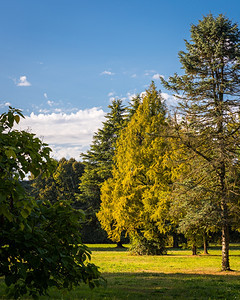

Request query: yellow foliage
[{"left": 97, "top": 82, "right": 174, "bottom": 241}]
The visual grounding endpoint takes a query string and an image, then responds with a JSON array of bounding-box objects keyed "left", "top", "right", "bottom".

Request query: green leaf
[
  {"left": 20, "top": 208, "right": 30, "bottom": 219},
  {"left": 0, "top": 204, "right": 13, "bottom": 222},
  {"left": 14, "top": 114, "right": 20, "bottom": 124},
  {"left": 5, "top": 149, "right": 17, "bottom": 159}
]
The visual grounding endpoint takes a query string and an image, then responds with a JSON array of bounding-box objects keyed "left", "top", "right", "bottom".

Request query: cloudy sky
[{"left": 1, "top": 0, "right": 240, "bottom": 159}]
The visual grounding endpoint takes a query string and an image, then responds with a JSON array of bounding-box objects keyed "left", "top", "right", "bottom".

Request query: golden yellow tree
[{"left": 97, "top": 82, "right": 172, "bottom": 254}]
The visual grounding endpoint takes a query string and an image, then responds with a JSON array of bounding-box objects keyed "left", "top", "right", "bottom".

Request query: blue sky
[{"left": 1, "top": 0, "right": 240, "bottom": 159}]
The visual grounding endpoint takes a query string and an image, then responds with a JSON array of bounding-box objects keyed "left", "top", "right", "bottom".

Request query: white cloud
[
  {"left": 54, "top": 108, "right": 62, "bottom": 113},
  {"left": 127, "top": 92, "right": 137, "bottom": 100},
  {"left": 161, "top": 92, "right": 179, "bottom": 108},
  {"left": 0, "top": 101, "right": 11, "bottom": 108},
  {"left": 108, "top": 92, "right": 115, "bottom": 97},
  {"left": 131, "top": 74, "right": 137, "bottom": 78},
  {"left": 14, "top": 108, "right": 106, "bottom": 160},
  {"left": 17, "top": 76, "right": 31, "bottom": 87},
  {"left": 50, "top": 145, "right": 85, "bottom": 161},
  {"left": 47, "top": 100, "right": 54, "bottom": 106},
  {"left": 38, "top": 108, "right": 50, "bottom": 113},
  {"left": 44, "top": 93, "right": 48, "bottom": 99},
  {"left": 144, "top": 70, "right": 156, "bottom": 76},
  {"left": 152, "top": 73, "right": 164, "bottom": 80},
  {"left": 100, "top": 70, "right": 115, "bottom": 76},
  {"left": 109, "top": 97, "right": 115, "bottom": 102}
]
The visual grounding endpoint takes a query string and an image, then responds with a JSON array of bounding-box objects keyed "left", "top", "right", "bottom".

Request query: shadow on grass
[
  {"left": 89, "top": 246, "right": 129, "bottom": 252},
  {"left": 205, "top": 244, "right": 240, "bottom": 251},
  {"left": 167, "top": 249, "right": 240, "bottom": 257},
  {"left": 1, "top": 272, "right": 240, "bottom": 299},
  {"left": 89, "top": 245, "right": 240, "bottom": 257},
  {"left": 167, "top": 244, "right": 240, "bottom": 256},
  {"left": 45, "top": 272, "right": 240, "bottom": 300},
  {"left": 213, "top": 245, "right": 240, "bottom": 252},
  {"left": 169, "top": 244, "right": 240, "bottom": 250}
]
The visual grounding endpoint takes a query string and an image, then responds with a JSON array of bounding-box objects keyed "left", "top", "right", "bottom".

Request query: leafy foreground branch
[
  {"left": 1, "top": 200, "right": 104, "bottom": 299},
  {"left": 0, "top": 107, "right": 104, "bottom": 299}
]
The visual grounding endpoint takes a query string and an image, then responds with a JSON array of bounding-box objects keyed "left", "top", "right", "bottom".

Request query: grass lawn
[{"left": 0, "top": 244, "right": 239, "bottom": 299}]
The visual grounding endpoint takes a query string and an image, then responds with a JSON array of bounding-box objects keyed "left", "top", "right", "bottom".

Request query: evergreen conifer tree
[
  {"left": 98, "top": 83, "right": 171, "bottom": 254},
  {"left": 162, "top": 14, "right": 240, "bottom": 270},
  {"left": 79, "top": 99, "right": 126, "bottom": 242}
]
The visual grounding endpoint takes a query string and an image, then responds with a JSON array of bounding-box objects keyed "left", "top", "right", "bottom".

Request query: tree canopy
[
  {"left": 162, "top": 14, "right": 240, "bottom": 270},
  {"left": 78, "top": 99, "right": 126, "bottom": 242},
  {"left": 0, "top": 108, "right": 102, "bottom": 298},
  {"left": 98, "top": 83, "right": 172, "bottom": 254},
  {"left": 31, "top": 157, "right": 84, "bottom": 207}
]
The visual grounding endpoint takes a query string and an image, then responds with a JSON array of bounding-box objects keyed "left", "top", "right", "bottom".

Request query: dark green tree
[
  {"left": 54, "top": 158, "right": 84, "bottom": 200},
  {"left": 79, "top": 99, "right": 126, "bottom": 243},
  {"left": 126, "top": 94, "right": 142, "bottom": 120},
  {"left": 0, "top": 108, "right": 102, "bottom": 298},
  {"left": 162, "top": 14, "right": 240, "bottom": 270},
  {"left": 32, "top": 157, "right": 84, "bottom": 206},
  {"left": 168, "top": 144, "right": 219, "bottom": 255},
  {"left": 30, "top": 165, "right": 58, "bottom": 204}
]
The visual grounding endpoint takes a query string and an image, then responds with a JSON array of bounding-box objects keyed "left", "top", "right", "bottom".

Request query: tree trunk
[
  {"left": 220, "top": 184, "right": 231, "bottom": 270},
  {"left": 203, "top": 233, "right": 208, "bottom": 255},
  {"left": 222, "top": 223, "right": 230, "bottom": 271},
  {"left": 219, "top": 153, "right": 231, "bottom": 271},
  {"left": 192, "top": 245, "right": 197, "bottom": 255},
  {"left": 172, "top": 232, "right": 179, "bottom": 248},
  {"left": 116, "top": 241, "right": 125, "bottom": 248}
]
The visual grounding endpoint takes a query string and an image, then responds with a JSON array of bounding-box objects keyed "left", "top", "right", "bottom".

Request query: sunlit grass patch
[
  {"left": 0, "top": 244, "right": 239, "bottom": 299},
  {"left": 88, "top": 244, "right": 240, "bottom": 274}
]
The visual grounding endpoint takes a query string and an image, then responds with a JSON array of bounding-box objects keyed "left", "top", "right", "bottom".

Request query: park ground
[{"left": 0, "top": 244, "right": 239, "bottom": 299}]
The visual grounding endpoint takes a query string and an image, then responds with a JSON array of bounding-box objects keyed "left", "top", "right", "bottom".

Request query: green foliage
[
  {"left": 126, "top": 94, "right": 141, "bottom": 120},
  {"left": 167, "top": 143, "right": 219, "bottom": 253},
  {"left": 31, "top": 157, "right": 84, "bottom": 206},
  {"left": 1, "top": 200, "right": 103, "bottom": 299},
  {"left": 0, "top": 107, "right": 54, "bottom": 225},
  {"left": 162, "top": 14, "right": 240, "bottom": 269},
  {"left": 129, "top": 232, "right": 167, "bottom": 256},
  {"left": 54, "top": 158, "right": 84, "bottom": 202},
  {"left": 98, "top": 83, "right": 172, "bottom": 252},
  {"left": 79, "top": 99, "right": 126, "bottom": 243},
  {"left": 0, "top": 108, "right": 102, "bottom": 298}
]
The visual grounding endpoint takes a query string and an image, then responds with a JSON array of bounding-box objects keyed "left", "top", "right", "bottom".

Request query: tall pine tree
[
  {"left": 79, "top": 99, "right": 126, "bottom": 242},
  {"left": 162, "top": 14, "right": 240, "bottom": 270}
]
